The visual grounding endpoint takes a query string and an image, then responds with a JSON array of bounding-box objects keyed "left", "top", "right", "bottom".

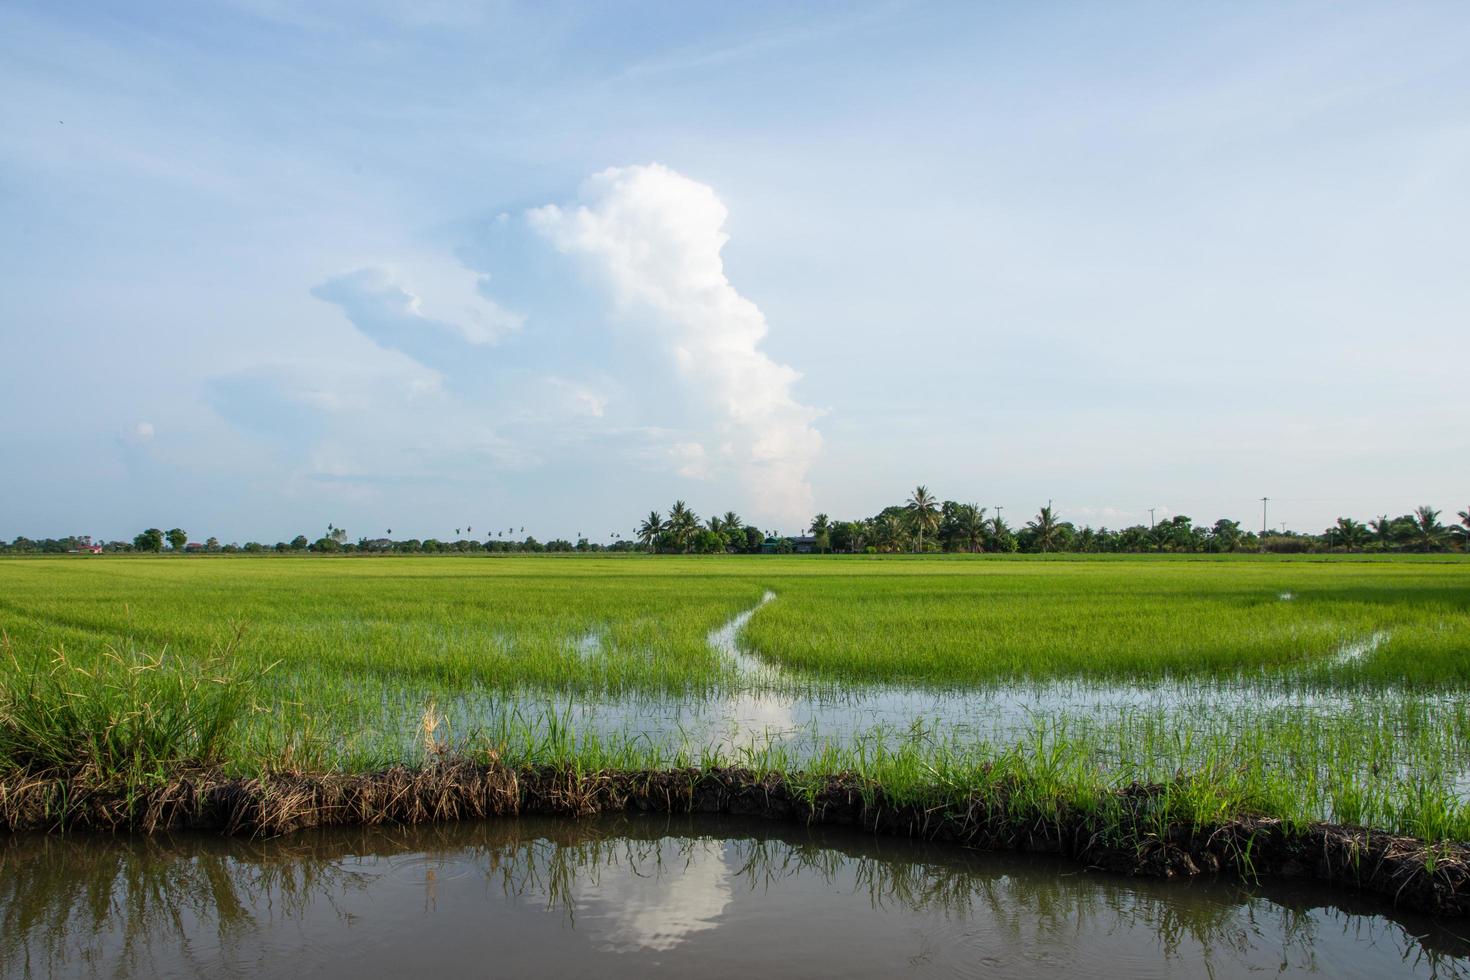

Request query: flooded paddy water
[
  {"left": 372, "top": 593, "right": 1470, "bottom": 813},
  {"left": 4, "top": 815, "right": 1467, "bottom": 979}
]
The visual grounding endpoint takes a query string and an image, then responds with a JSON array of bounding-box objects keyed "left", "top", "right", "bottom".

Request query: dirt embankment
[{"left": 3, "top": 760, "right": 1466, "bottom": 917}]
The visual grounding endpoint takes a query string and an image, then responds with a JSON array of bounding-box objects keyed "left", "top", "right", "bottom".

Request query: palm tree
[
  {"left": 1027, "top": 502, "right": 1062, "bottom": 553},
  {"left": 1411, "top": 505, "right": 1448, "bottom": 552},
  {"left": 667, "top": 500, "right": 698, "bottom": 552},
  {"left": 875, "top": 513, "right": 904, "bottom": 553},
  {"left": 958, "top": 504, "right": 988, "bottom": 553},
  {"left": 1456, "top": 507, "right": 1470, "bottom": 551},
  {"left": 1369, "top": 515, "right": 1391, "bottom": 549},
  {"left": 906, "top": 486, "right": 939, "bottom": 553},
  {"left": 637, "top": 511, "right": 664, "bottom": 551},
  {"left": 809, "top": 513, "right": 831, "bottom": 553},
  {"left": 722, "top": 511, "right": 743, "bottom": 534},
  {"left": 1332, "top": 517, "right": 1368, "bottom": 550}
]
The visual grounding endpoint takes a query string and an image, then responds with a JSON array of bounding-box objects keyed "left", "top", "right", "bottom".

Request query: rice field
[{"left": 2, "top": 553, "right": 1470, "bottom": 842}]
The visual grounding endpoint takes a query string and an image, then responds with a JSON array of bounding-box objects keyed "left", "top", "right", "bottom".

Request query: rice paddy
[{"left": 2, "top": 553, "right": 1469, "bottom": 858}]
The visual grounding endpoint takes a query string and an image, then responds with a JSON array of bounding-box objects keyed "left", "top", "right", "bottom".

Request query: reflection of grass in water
[
  {"left": 0, "top": 832, "right": 379, "bottom": 979},
  {"left": 4, "top": 820, "right": 1464, "bottom": 978}
]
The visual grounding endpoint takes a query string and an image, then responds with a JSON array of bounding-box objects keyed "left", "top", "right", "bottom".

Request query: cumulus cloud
[
  {"left": 528, "top": 164, "right": 822, "bottom": 523},
  {"left": 311, "top": 266, "right": 522, "bottom": 371}
]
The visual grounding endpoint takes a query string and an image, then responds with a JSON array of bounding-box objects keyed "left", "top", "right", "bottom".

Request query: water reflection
[{"left": 3, "top": 817, "right": 1467, "bottom": 978}]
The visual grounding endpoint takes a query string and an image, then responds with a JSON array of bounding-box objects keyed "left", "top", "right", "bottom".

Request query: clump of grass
[{"left": 0, "top": 626, "right": 265, "bottom": 787}]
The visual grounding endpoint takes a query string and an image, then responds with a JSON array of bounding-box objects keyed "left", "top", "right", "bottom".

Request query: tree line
[
  {"left": 634, "top": 489, "right": 1470, "bottom": 555},
  {"left": 3, "top": 494, "right": 1466, "bottom": 556},
  {"left": 0, "top": 526, "right": 642, "bottom": 555}
]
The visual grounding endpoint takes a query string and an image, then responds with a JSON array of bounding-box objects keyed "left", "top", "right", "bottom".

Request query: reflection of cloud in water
[{"left": 572, "top": 839, "right": 732, "bottom": 952}]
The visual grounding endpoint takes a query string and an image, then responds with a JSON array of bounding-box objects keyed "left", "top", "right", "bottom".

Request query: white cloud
[
  {"left": 311, "top": 265, "right": 523, "bottom": 367},
  {"left": 544, "top": 376, "right": 608, "bottom": 418},
  {"left": 528, "top": 164, "right": 822, "bottom": 524},
  {"left": 134, "top": 421, "right": 154, "bottom": 439}
]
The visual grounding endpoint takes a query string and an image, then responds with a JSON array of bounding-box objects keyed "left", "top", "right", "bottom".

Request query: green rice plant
[{"left": 0, "top": 625, "right": 265, "bottom": 784}]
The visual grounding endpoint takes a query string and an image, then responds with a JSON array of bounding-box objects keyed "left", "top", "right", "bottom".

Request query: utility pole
[
  {"left": 1260, "top": 497, "right": 1269, "bottom": 550},
  {"left": 1148, "top": 507, "right": 1156, "bottom": 530},
  {"left": 994, "top": 505, "right": 1004, "bottom": 525}
]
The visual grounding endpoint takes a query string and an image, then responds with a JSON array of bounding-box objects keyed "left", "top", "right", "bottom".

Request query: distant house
[
  {"left": 184, "top": 542, "right": 206, "bottom": 553},
  {"left": 790, "top": 535, "right": 818, "bottom": 554}
]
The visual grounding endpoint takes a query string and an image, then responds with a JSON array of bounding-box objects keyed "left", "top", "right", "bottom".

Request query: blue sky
[{"left": 2, "top": 1, "right": 1467, "bottom": 542}]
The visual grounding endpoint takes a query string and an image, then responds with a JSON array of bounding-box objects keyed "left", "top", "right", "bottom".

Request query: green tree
[
  {"left": 637, "top": 511, "right": 664, "bottom": 551},
  {"left": 875, "top": 512, "right": 904, "bottom": 552},
  {"left": 694, "top": 529, "right": 727, "bottom": 554},
  {"left": 954, "top": 503, "right": 987, "bottom": 553},
  {"left": 289, "top": 534, "right": 309, "bottom": 551},
  {"left": 1330, "top": 517, "right": 1368, "bottom": 550},
  {"left": 666, "top": 500, "right": 698, "bottom": 553},
  {"left": 133, "top": 528, "right": 164, "bottom": 552},
  {"left": 809, "top": 513, "right": 831, "bottom": 553},
  {"left": 1366, "top": 515, "right": 1394, "bottom": 551},
  {"left": 905, "top": 485, "right": 939, "bottom": 553},
  {"left": 988, "top": 515, "right": 1017, "bottom": 552},
  {"left": 165, "top": 528, "right": 187, "bottom": 551},
  {"left": 1410, "top": 505, "right": 1448, "bottom": 552},
  {"left": 1210, "top": 518, "right": 1242, "bottom": 552},
  {"left": 1026, "top": 503, "right": 1062, "bottom": 553}
]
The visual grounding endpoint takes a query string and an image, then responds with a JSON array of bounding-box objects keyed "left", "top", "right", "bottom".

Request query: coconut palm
[
  {"left": 906, "top": 486, "right": 939, "bottom": 553},
  {"left": 1411, "top": 505, "right": 1448, "bottom": 552},
  {"left": 637, "top": 511, "right": 664, "bottom": 551},
  {"left": 958, "top": 504, "right": 988, "bottom": 553},
  {"left": 875, "top": 513, "right": 904, "bottom": 553},
  {"left": 1369, "top": 515, "right": 1391, "bottom": 548},
  {"left": 667, "top": 500, "right": 698, "bottom": 552},
  {"left": 809, "top": 513, "right": 831, "bottom": 553},
  {"left": 1027, "top": 502, "right": 1062, "bottom": 553},
  {"left": 1331, "top": 517, "right": 1368, "bottom": 550}
]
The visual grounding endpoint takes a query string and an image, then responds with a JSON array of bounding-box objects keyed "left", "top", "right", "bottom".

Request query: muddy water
[{"left": 3, "top": 817, "right": 1466, "bottom": 979}]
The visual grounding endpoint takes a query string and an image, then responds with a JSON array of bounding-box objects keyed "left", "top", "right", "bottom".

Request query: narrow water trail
[
  {"left": 701, "top": 590, "right": 795, "bottom": 754},
  {"left": 707, "top": 590, "right": 778, "bottom": 679}
]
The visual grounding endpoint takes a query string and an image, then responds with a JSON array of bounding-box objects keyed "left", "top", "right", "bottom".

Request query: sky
[{"left": 2, "top": 1, "right": 1467, "bottom": 543}]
